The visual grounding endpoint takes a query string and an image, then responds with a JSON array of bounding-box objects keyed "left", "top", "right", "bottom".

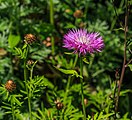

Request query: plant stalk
[
  {"left": 50, "top": 0, "right": 55, "bottom": 55},
  {"left": 80, "top": 56, "right": 86, "bottom": 120},
  {"left": 28, "top": 92, "right": 32, "bottom": 120},
  {"left": 63, "top": 76, "right": 72, "bottom": 104},
  {"left": 23, "top": 46, "right": 32, "bottom": 120},
  {"left": 11, "top": 96, "right": 15, "bottom": 120},
  {"left": 115, "top": 1, "right": 129, "bottom": 113}
]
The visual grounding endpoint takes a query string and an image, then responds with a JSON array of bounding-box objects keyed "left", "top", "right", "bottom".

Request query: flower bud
[
  {"left": 27, "top": 60, "right": 34, "bottom": 65},
  {"left": 56, "top": 102, "right": 63, "bottom": 110},
  {"left": 84, "top": 98, "right": 88, "bottom": 106},
  {"left": 5, "top": 80, "right": 16, "bottom": 92},
  {"left": 54, "top": 100, "right": 63, "bottom": 110},
  {"left": 73, "top": 10, "right": 83, "bottom": 18},
  {"left": 24, "top": 34, "right": 37, "bottom": 44}
]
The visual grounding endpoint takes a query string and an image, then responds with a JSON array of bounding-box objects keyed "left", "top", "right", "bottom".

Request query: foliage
[{"left": 0, "top": 0, "right": 132, "bottom": 119}]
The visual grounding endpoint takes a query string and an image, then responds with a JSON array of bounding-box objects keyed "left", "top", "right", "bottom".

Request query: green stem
[
  {"left": 24, "top": 45, "right": 29, "bottom": 92},
  {"left": 11, "top": 96, "right": 15, "bottom": 120},
  {"left": 24, "top": 59, "right": 28, "bottom": 92},
  {"left": 28, "top": 91, "right": 32, "bottom": 120},
  {"left": 73, "top": 54, "right": 78, "bottom": 68},
  {"left": 23, "top": 46, "right": 32, "bottom": 120},
  {"left": 63, "top": 76, "right": 72, "bottom": 104},
  {"left": 57, "top": 110, "right": 59, "bottom": 120},
  {"left": 50, "top": 0, "right": 55, "bottom": 55},
  {"left": 28, "top": 64, "right": 35, "bottom": 120},
  {"left": 63, "top": 54, "right": 78, "bottom": 104},
  {"left": 80, "top": 56, "right": 86, "bottom": 120}
]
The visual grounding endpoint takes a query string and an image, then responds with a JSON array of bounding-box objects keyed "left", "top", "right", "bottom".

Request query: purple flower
[{"left": 63, "top": 29, "right": 104, "bottom": 55}]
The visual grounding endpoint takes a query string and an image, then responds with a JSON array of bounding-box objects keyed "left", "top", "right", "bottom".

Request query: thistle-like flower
[{"left": 63, "top": 29, "right": 104, "bottom": 55}]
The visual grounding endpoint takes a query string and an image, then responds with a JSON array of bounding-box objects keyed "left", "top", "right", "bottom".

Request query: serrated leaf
[{"left": 8, "top": 34, "right": 20, "bottom": 48}]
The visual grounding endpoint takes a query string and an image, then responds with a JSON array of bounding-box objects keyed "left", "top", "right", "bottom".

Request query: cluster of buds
[
  {"left": 5, "top": 80, "right": 16, "bottom": 92},
  {"left": 24, "top": 34, "right": 37, "bottom": 44},
  {"left": 43, "top": 37, "right": 51, "bottom": 47},
  {"left": 54, "top": 100, "right": 63, "bottom": 110}
]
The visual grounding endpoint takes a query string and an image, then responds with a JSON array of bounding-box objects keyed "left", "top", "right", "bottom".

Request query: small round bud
[
  {"left": 84, "top": 98, "right": 88, "bottom": 106},
  {"left": 73, "top": 10, "right": 83, "bottom": 18},
  {"left": 5, "top": 80, "right": 16, "bottom": 92},
  {"left": 46, "top": 42, "right": 51, "bottom": 47},
  {"left": 24, "top": 34, "right": 37, "bottom": 44},
  {"left": 27, "top": 60, "right": 34, "bottom": 65},
  {"left": 56, "top": 102, "right": 63, "bottom": 110},
  {"left": 46, "top": 37, "right": 51, "bottom": 42}
]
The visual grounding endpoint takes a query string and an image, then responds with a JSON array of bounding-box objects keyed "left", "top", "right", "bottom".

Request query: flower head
[
  {"left": 63, "top": 29, "right": 104, "bottom": 55},
  {"left": 24, "top": 34, "right": 37, "bottom": 44},
  {"left": 5, "top": 80, "right": 16, "bottom": 92}
]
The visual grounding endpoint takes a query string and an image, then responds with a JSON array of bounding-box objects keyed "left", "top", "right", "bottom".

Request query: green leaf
[
  {"left": 5, "top": 111, "right": 12, "bottom": 114},
  {"left": 83, "top": 57, "right": 89, "bottom": 64},
  {"left": 0, "top": 87, "right": 6, "bottom": 95},
  {"left": 14, "top": 97, "right": 22, "bottom": 106},
  {"left": 22, "top": 44, "right": 27, "bottom": 49},
  {"left": 32, "top": 112, "right": 41, "bottom": 119},
  {"left": 120, "top": 89, "right": 132, "bottom": 96},
  {"left": 64, "top": 52, "right": 74, "bottom": 55},
  {"left": 128, "top": 64, "right": 132, "bottom": 71},
  {"left": 8, "top": 34, "right": 20, "bottom": 48},
  {"left": 65, "top": 23, "right": 76, "bottom": 29},
  {"left": 99, "top": 113, "right": 114, "bottom": 119},
  {"left": 55, "top": 67, "right": 83, "bottom": 78},
  {"left": 20, "top": 90, "right": 27, "bottom": 95},
  {"left": 1, "top": 106, "right": 11, "bottom": 110}
]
